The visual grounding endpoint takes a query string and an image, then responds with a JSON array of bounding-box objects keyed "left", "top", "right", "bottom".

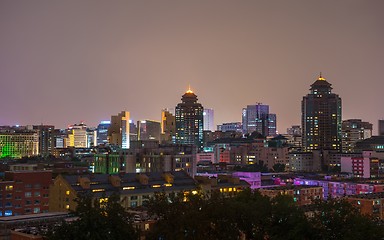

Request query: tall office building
[
  {"left": 342, "top": 119, "right": 372, "bottom": 153},
  {"left": 97, "top": 121, "right": 111, "bottom": 145},
  {"left": 175, "top": 88, "right": 204, "bottom": 149},
  {"left": 161, "top": 109, "right": 176, "bottom": 143},
  {"left": 137, "top": 120, "right": 161, "bottom": 141},
  {"left": 379, "top": 120, "right": 384, "bottom": 136},
  {"left": 67, "top": 122, "right": 88, "bottom": 148},
  {"left": 242, "top": 103, "right": 277, "bottom": 136},
  {"left": 203, "top": 108, "right": 214, "bottom": 131},
  {"left": 108, "top": 111, "right": 130, "bottom": 149},
  {"left": 302, "top": 73, "right": 342, "bottom": 152},
  {"left": 268, "top": 113, "right": 277, "bottom": 136},
  {"left": 32, "top": 125, "right": 55, "bottom": 156}
]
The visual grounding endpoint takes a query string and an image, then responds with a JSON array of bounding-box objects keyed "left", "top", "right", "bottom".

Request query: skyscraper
[
  {"left": 342, "top": 119, "right": 372, "bottom": 153},
  {"left": 97, "top": 121, "right": 111, "bottom": 145},
  {"left": 67, "top": 122, "right": 88, "bottom": 148},
  {"left": 108, "top": 111, "right": 130, "bottom": 149},
  {"left": 175, "top": 88, "right": 204, "bottom": 149},
  {"left": 242, "top": 103, "right": 277, "bottom": 136},
  {"left": 302, "top": 73, "right": 342, "bottom": 152},
  {"left": 137, "top": 120, "right": 161, "bottom": 141},
  {"left": 203, "top": 108, "right": 214, "bottom": 131},
  {"left": 161, "top": 109, "right": 176, "bottom": 143}
]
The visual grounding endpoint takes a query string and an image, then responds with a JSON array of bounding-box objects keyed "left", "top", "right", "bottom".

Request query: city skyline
[{"left": 1, "top": 1, "right": 383, "bottom": 132}]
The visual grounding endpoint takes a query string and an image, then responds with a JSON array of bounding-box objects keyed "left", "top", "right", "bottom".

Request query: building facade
[
  {"left": 0, "top": 171, "right": 52, "bottom": 217},
  {"left": 137, "top": 120, "right": 161, "bottom": 141},
  {"left": 242, "top": 103, "right": 277, "bottom": 137},
  {"left": 302, "top": 73, "right": 342, "bottom": 153},
  {"left": 0, "top": 130, "right": 39, "bottom": 158},
  {"left": 108, "top": 111, "right": 130, "bottom": 149},
  {"left": 342, "top": 119, "right": 372, "bottom": 153},
  {"left": 203, "top": 108, "right": 214, "bottom": 131},
  {"left": 161, "top": 109, "right": 176, "bottom": 143},
  {"left": 175, "top": 89, "right": 204, "bottom": 149}
]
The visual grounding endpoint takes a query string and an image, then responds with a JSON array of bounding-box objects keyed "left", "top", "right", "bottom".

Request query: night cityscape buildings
[
  {"left": 301, "top": 74, "right": 342, "bottom": 152},
  {"left": 175, "top": 88, "right": 204, "bottom": 149},
  {"left": 242, "top": 103, "right": 277, "bottom": 137},
  {"left": 108, "top": 111, "right": 130, "bottom": 149}
]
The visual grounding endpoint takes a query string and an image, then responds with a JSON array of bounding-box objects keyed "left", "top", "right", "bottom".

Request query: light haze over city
[{"left": 1, "top": 0, "right": 383, "bottom": 132}]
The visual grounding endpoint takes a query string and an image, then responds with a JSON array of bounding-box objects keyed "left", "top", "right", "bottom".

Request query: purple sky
[{"left": 1, "top": 1, "right": 383, "bottom": 133}]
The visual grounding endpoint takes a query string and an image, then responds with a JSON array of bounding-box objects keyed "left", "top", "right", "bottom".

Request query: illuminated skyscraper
[
  {"left": 67, "top": 122, "right": 87, "bottom": 148},
  {"left": 108, "top": 111, "right": 130, "bottom": 149},
  {"left": 137, "top": 120, "right": 161, "bottom": 141},
  {"left": 97, "top": 121, "right": 111, "bottom": 145},
  {"left": 161, "top": 109, "right": 176, "bottom": 143},
  {"left": 33, "top": 125, "right": 55, "bottom": 156},
  {"left": 175, "top": 87, "right": 204, "bottom": 149},
  {"left": 342, "top": 119, "right": 372, "bottom": 153},
  {"left": 203, "top": 108, "right": 214, "bottom": 131},
  {"left": 242, "top": 103, "right": 277, "bottom": 136},
  {"left": 302, "top": 73, "right": 342, "bottom": 152}
]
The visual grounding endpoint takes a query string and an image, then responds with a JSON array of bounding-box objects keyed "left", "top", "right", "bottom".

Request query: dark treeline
[{"left": 46, "top": 190, "right": 384, "bottom": 240}]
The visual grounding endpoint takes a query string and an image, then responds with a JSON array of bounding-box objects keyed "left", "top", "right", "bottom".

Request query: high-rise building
[
  {"left": 379, "top": 120, "right": 384, "bottom": 136},
  {"left": 342, "top": 119, "right": 372, "bottom": 153},
  {"left": 242, "top": 103, "right": 277, "bottom": 136},
  {"left": 66, "top": 122, "right": 87, "bottom": 148},
  {"left": 175, "top": 88, "right": 204, "bottom": 149},
  {"left": 108, "top": 111, "right": 130, "bottom": 149},
  {"left": 203, "top": 108, "right": 214, "bottom": 131},
  {"left": 137, "top": 120, "right": 161, "bottom": 141},
  {"left": 33, "top": 125, "right": 55, "bottom": 156},
  {"left": 97, "top": 121, "right": 111, "bottom": 145},
  {"left": 302, "top": 73, "right": 342, "bottom": 152},
  {"left": 268, "top": 113, "right": 277, "bottom": 136},
  {"left": 0, "top": 129, "right": 39, "bottom": 158},
  {"left": 161, "top": 109, "right": 176, "bottom": 143}
]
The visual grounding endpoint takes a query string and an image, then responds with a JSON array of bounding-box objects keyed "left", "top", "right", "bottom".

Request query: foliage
[
  {"left": 146, "top": 189, "right": 384, "bottom": 240},
  {"left": 272, "top": 163, "right": 285, "bottom": 172},
  {"left": 45, "top": 193, "right": 138, "bottom": 240},
  {"left": 234, "top": 161, "right": 269, "bottom": 173},
  {"left": 310, "top": 198, "right": 384, "bottom": 240}
]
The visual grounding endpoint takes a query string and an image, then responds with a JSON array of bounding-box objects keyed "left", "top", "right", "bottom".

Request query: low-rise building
[
  {"left": 0, "top": 171, "right": 52, "bottom": 217},
  {"left": 259, "top": 185, "right": 323, "bottom": 206},
  {"left": 49, "top": 171, "right": 198, "bottom": 212},
  {"left": 346, "top": 192, "right": 384, "bottom": 219}
]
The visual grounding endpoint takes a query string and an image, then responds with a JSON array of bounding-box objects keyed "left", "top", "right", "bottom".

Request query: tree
[
  {"left": 310, "top": 198, "right": 384, "bottom": 240},
  {"left": 272, "top": 163, "right": 285, "bottom": 172},
  {"left": 46, "top": 192, "right": 138, "bottom": 240}
]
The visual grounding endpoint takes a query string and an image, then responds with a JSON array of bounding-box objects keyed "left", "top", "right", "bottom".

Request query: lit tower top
[
  {"left": 182, "top": 85, "right": 198, "bottom": 104},
  {"left": 186, "top": 84, "right": 193, "bottom": 94},
  {"left": 310, "top": 72, "right": 332, "bottom": 94},
  {"left": 318, "top": 72, "right": 326, "bottom": 81}
]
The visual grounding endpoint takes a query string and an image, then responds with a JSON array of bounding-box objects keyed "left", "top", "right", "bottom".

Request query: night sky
[{"left": 1, "top": 1, "right": 383, "bottom": 133}]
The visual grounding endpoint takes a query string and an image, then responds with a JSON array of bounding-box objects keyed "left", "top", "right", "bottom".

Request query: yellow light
[
  {"left": 65, "top": 204, "right": 70, "bottom": 210},
  {"left": 123, "top": 186, "right": 135, "bottom": 190},
  {"left": 152, "top": 185, "right": 161, "bottom": 188},
  {"left": 164, "top": 183, "right": 172, "bottom": 187},
  {"left": 192, "top": 190, "right": 198, "bottom": 195},
  {"left": 92, "top": 189, "right": 105, "bottom": 192},
  {"left": 65, "top": 190, "right": 70, "bottom": 195}
]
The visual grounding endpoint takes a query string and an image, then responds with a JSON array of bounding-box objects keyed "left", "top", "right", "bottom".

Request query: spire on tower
[
  {"left": 318, "top": 72, "right": 326, "bottom": 81},
  {"left": 186, "top": 84, "right": 193, "bottom": 93}
]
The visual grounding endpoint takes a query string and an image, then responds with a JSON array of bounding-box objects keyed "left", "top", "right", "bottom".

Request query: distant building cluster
[{"left": 2, "top": 73, "right": 384, "bottom": 235}]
